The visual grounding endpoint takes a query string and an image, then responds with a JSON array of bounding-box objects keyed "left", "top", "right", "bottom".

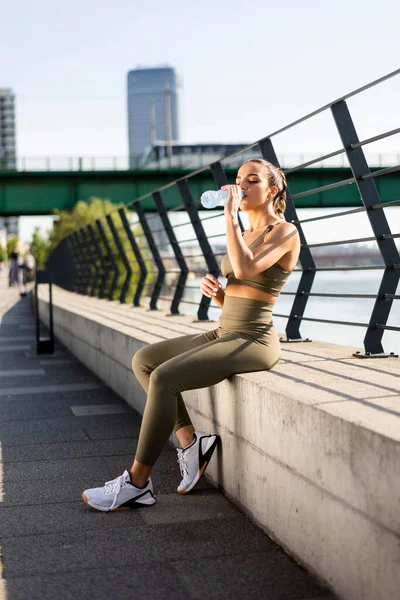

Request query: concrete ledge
[{"left": 37, "top": 287, "right": 400, "bottom": 600}]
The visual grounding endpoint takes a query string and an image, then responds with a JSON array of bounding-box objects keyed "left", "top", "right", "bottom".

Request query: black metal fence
[{"left": 46, "top": 70, "right": 400, "bottom": 358}]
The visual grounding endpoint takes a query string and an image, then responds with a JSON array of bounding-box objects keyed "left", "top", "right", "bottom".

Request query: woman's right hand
[{"left": 200, "top": 274, "right": 223, "bottom": 299}]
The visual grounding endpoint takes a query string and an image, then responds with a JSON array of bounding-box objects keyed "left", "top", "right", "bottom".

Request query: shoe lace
[
  {"left": 103, "top": 473, "right": 127, "bottom": 496},
  {"left": 177, "top": 449, "right": 188, "bottom": 477}
]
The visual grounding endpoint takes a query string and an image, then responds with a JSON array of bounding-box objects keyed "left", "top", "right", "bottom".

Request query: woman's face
[{"left": 235, "top": 162, "right": 271, "bottom": 210}]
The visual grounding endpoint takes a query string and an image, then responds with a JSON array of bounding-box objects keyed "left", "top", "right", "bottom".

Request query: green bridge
[{"left": 0, "top": 167, "right": 398, "bottom": 215}]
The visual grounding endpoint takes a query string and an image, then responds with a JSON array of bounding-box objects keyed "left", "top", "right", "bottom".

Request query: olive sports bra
[{"left": 220, "top": 224, "right": 291, "bottom": 297}]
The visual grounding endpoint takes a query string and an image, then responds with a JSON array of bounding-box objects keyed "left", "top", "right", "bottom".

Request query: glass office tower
[
  {"left": 127, "top": 67, "right": 180, "bottom": 166},
  {"left": 0, "top": 89, "right": 18, "bottom": 241},
  {"left": 0, "top": 88, "right": 16, "bottom": 170}
]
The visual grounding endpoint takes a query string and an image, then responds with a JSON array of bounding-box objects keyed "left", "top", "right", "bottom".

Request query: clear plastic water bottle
[{"left": 200, "top": 189, "right": 243, "bottom": 209}]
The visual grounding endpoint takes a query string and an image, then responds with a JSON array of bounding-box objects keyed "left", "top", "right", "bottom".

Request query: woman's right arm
[{"left": 200, "top": 274, "right": 225, "bottom": 309}]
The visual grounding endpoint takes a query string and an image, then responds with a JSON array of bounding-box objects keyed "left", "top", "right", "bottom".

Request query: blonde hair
[{"left": 243, "top": 158, "right": 287, "bottom": 219}]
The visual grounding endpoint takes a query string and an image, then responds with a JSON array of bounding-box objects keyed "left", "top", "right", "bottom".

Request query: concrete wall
[{"left": 38, "top": 287, "right": 400, "bottom": 600}]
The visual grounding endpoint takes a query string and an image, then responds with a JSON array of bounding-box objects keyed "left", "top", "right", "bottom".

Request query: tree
[
  {"left": 48, "top": 197, "right": 118, "bottom": 251},
  {"left": 47, "top": 197, "right": 155, "bottom": 303},
  {"left": 29, "top": 227, "right": 51, "bottom": 268}
]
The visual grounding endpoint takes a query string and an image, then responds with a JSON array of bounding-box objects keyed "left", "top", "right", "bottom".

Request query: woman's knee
[
  {"left": 131, "top": 345, "right": 155, "bottom": 377},
  {"left": 149, "top": 363, "right": 180, "bottom": 391}
]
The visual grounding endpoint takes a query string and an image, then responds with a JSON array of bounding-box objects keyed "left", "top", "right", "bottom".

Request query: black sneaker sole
[{"left": 82, "top": 492, "right": 156, "bottom": 512}]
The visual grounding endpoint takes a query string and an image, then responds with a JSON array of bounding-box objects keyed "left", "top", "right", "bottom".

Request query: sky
[
  {"left": 1, "top": 0, "right": 399, "bottom": 242},
  {"left": 1, "top": 0, "right": 399, "bottom": 157}
]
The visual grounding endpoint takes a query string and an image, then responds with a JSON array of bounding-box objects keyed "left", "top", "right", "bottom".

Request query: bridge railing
[
  {"left": 46, "top": 69, "right": 400, "bottom": 358},
  {"left": 3, "top": 152, "right": 400, "bottom": 172}
]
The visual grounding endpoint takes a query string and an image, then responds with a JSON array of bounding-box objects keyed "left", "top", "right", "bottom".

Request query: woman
[{"left": 82, "top": 159, "right": 300, "bottom": 511}]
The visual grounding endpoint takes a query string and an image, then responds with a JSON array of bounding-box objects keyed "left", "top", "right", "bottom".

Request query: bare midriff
[{"left": 225, "top": 283, "right": 278, "bottom": 304}]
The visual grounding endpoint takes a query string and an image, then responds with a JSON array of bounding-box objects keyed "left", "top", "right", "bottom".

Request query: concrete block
[{"left": 37, "top": 287, "right": 400, "bottom": 600}]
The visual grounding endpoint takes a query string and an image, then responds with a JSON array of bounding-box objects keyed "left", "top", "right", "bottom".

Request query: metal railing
[
  {"left": 2, "top": 152, "right": 400, "bottom": 172},
  {"left": 46, "top": 69, "right": 400, "bottom": 358}
]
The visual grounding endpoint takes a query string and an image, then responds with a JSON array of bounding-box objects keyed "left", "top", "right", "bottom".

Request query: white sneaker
[
  {"left": 82, "top": 470, "right": 156, "bottom": 512},
  {"left": 177, "top": 431, "right": 219, "bottom": 494}
]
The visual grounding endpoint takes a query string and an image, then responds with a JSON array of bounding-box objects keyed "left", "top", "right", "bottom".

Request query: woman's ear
[{"left": 269, "top": 185, "right": 279, "bottom": 199}]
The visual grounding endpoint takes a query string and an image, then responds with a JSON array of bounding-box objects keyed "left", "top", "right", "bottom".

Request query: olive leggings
[{"left": 131, "top": 297, "right": 281, "bottom": 466}]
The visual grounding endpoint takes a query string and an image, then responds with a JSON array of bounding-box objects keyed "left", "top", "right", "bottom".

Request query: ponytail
[{"left": 272, "top": 171, "right": 287, "bottom": 218}]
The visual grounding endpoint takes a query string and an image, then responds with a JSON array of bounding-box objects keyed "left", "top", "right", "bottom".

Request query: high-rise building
[
  {"left": 127, "top": 67, "right": 180, "bottom": 166},
  {"left": 0, "top": 89, "right": 18, "bottom": 243},
  {"left": 0, "top": 88, "right": 16, "bottom": 169}
]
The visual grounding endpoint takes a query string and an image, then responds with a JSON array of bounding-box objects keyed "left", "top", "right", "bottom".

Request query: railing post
[
  {"left": 46, "top": 238, "right": 76, "bottom": 292},
  {"left": 65, "top": 237, "right": 79, "bottom": 293},
  {"left": 177, "top": 179, "right": 220, "bottom": 321},
  {"left": 96, "top": 219, "right": 120, "bottom": 301},
  {"left": 135, "top": 203, "right": 165, "bottom": 310},
  {"left": 106, "top": 213, "right": 132, "bottom": 303},
  {"left": 331, "top": 100, "right": 400, "bottom": 356},
  {"left": 78, "top": 228, "right": 92, "bottom": 295},
  {"left": 79, "top": 226, "right": 99, "bottom": 296},
  {"left": 87, "top": 223, "right": 107, "bottom": 298},
  {"left": 118, "top": 208, "right": 148, "bottom": 307},
  {"left": 35, "top": 270, "right": 54, "bottom": 354},
  {"left": 70, "top": 232, "right": 86, "bottom": 294},
  {"left": 77, "top": 228, "right": 94, "bottom": 295},
  {"left": 258, "top": 138, "right": 315, "bottom": 342},
  {"left": 152, "top": 191, "right": 189, "bottom": 315}
]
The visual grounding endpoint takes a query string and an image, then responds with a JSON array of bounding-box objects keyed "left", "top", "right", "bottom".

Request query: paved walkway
[{"left": 0, "top": 278, "right": 336, "bottom": 600}]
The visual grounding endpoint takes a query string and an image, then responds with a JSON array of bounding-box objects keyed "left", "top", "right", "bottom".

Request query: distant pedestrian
[
  {"left": 9, "top": 251, "right": 21, "bottom": 288},
  {"left": 22, "top": 251, "right": 35, "bottom": 285},
  {"left": 82, "top": 159, "right": 301, "bottom": 512}
]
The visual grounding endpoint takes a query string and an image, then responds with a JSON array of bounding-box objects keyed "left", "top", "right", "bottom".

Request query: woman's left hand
[{"left": 221, "top": 185, "right": 242, "bottom": 215}]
